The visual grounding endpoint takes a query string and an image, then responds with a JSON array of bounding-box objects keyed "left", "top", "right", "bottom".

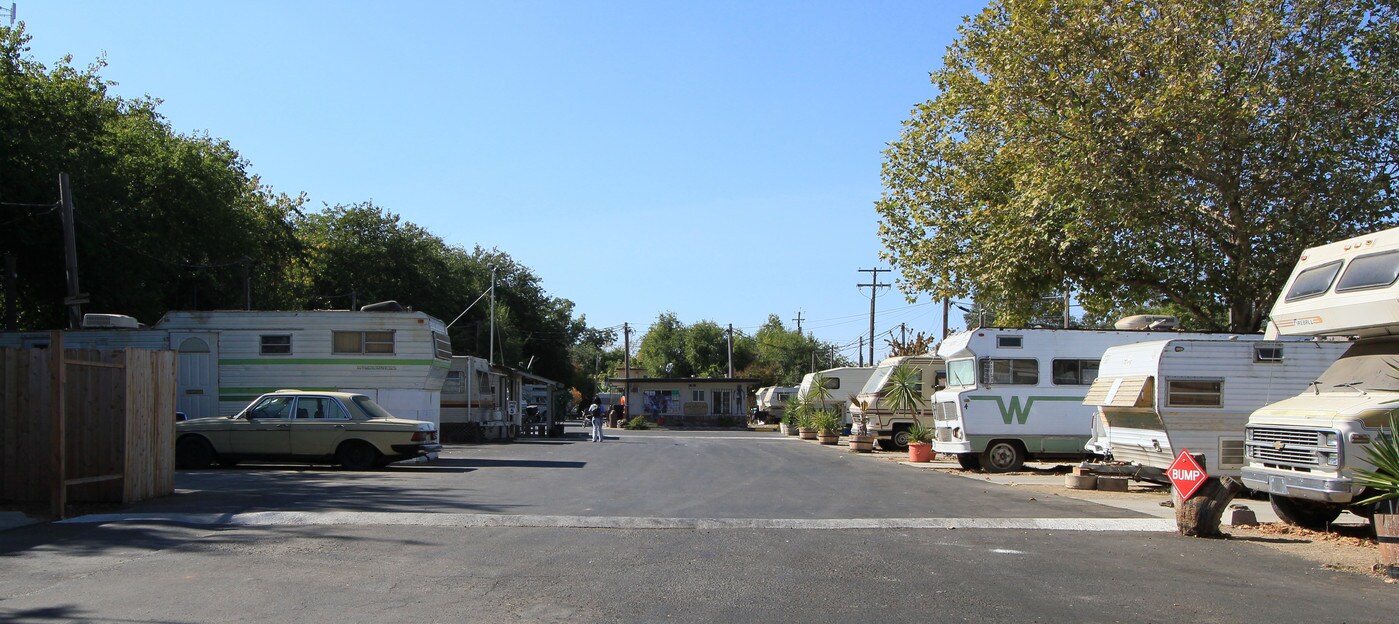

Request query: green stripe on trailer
[
  {"left": 218, "top": 358, "right": 439, "bottom": 366},
  {"left": 965, "top": 434, "right": 1092, "bottom": 454},
  {"left": 967, "top": 395, "right": 1086, "bottom": 425}
]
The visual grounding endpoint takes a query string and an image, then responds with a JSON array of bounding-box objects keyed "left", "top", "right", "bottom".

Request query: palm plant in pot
[
  {"left": 813, "top": 409, "right": 841, "bottom": 445},
  {"left": 780, "top": 395, "right": 801, "bottom": 436},
  {"left": 880, "top": 364, "right": 930, "bottom": 460},
  {"left": 795, "top": 386, "right": 820, "bottom": 440},
  {"left": 1351, "top": 413, "right": 1399, "bottom": 577},
  {"left": 905, "top": 422, "right": 934, "bottom": 462},
  {"left": 848, "top": 396, "right": 875, "bottom": 452}
]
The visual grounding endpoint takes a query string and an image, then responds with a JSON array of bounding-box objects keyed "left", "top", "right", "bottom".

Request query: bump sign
[{"left": 1168, "top": 449, "right": 1209, "bottom": 500}]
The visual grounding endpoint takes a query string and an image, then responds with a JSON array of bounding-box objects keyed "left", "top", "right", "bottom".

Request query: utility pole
[
  {"left": 623, "top": 322, "right": 631, "bottom": 412},
  {"left": 58, "top": 173, "right": 85, "bottom": 329},
  {"left": 726, "top": 323, "right": 734, "bottom": 378},
  {"left": 792, "top": 310, "right": 803, "bottom": 335},
  {"left": 488, "top": 265, "right": 497, "bottom": 365},
  {"left": 900, "top": 323, "right": 907, "bottom": 349},
  {"left": 942, "top": 298, "right": 950, "bottom": 339},
  {"left": 241, "top": 256, "right": 251, "bottom": 311},
  {"left": 1063, "top": 285, "right": 1071, "bottom": 329},
  {"left": 857, "top": 267, "right": 889, "bottom": 367},
  {"left": 858, "top": 336, "right": 864, "bottom": 367}
]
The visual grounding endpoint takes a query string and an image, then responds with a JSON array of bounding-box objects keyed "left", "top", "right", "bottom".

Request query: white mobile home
[
  {"left": 797, "top": 366, "right": 876, "bottom": 426},
  {"left": 440, "top": 355, "right": 510, "bottom": 441},
  {"left": 754, "top": 385, "right": 798, "bottom": 423},
  {"left": 1085, "top": 337, "right": 1349, "bottom": 480},
  {"left": 0, "top": 309, "right": 452, "bottom": 424},
  {"left": 932, "top": 326, "right": 1216, "bottom": 472}
]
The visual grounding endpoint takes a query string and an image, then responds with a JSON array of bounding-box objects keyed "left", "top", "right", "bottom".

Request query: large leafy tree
[
  {"left": 0, "top": 24, "right": 303, "bottom": 325},
  {"left": 877, "top": 0, "right": 1398, "bottom": 332}
]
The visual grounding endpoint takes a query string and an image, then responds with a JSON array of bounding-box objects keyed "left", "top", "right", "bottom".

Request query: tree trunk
[{"left": 1174, "top": 476, "right": 1245, "bottom": 537}]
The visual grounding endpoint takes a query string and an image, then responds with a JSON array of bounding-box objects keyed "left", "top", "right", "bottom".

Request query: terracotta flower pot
[
  {"left": 798, "top": 427, "right": 818, "bottom": 440},
  {"left": 908, "top": 442, "right": 932, "bottom": 462},
  {"left": 817, "top": 432, "right": 840, "bottom": 445},
  {"left": 848, "top": 435, "right": 875, "bottom": 453}
]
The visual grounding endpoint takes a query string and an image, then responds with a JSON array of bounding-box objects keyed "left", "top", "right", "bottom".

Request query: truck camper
[
  {"left": 796, "top": 366, "right": 876, "bottom": 427},
  {"left": 1243, "top": 226, "right": 1399, "bottom": 528},
  {"left": 849, "top": 355, "right": 946, "bottom": 450}
]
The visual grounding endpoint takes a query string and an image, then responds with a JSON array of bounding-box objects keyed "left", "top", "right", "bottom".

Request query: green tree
[{"left": 877, "top": 0, "right": 1398, "bottom": 332}]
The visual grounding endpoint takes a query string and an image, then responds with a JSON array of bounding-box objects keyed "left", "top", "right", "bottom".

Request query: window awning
[{"left": 1083, "top": 375, "right": 1154, "bottom": 408}]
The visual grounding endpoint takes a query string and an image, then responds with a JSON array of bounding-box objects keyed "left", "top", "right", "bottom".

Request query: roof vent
[
  {"left": 82, "top": 313, "right": 140, "bottom": 329},
  {"left": 360, "top": 300, "right": 407, "bottom": 312},
  {"left": 1114, "top": 315, "right": 1179, "bottom": 331}
]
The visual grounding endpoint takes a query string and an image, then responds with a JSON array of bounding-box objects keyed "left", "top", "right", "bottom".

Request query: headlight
[
  {"left": 1321, "top": 452, "right": 1339, "bottom": 466},
  {"left": 953, "top": 427, "right": 963, "bottom": 440},
  {"left": 1324, "top": 432, "right": 1338, "bottom": 447}
]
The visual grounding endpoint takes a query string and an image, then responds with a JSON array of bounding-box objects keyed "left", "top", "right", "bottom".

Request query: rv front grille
[
  {"left": 1245, "top": 426, "right": 1325, "bottom": 468},
  {"left": 935, "top": 427, "right": 954, "bottom": 443},
  {"left": 935, "top": 402, "right": 958, "bottom": 422}
]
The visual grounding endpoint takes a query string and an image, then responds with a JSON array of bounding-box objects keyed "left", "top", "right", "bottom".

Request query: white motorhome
[
  {"left": 1242, "top": 227, "right": 1399, "bottom": 528},
  {"left": 754, "top": 385, "right": 798, "bottom": 423},
  {"left": 440, "top": 355, "right": 511, "bottom": 441},
  {"left": 932, "top": 326, "right": 1216, "bottom": 472},
  {"left": 849, "top": 355, "right": 947, "bottom": 450},
  {"left": 1085, "top": 337, "right": 1349, "bottom": 481},
  {"left": 797, "top": 366, "right": 876, "bottom": 426},
  {"left": 0, "top": 308, "right": 451, "bottom": 424}
]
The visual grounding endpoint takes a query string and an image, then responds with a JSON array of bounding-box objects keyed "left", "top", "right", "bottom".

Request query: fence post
[{"left": 49, "top": 330, "right": 66, "bottom": 519}]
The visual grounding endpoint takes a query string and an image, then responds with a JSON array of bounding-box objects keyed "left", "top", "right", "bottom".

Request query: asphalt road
[{"left": 2, "top": 427, "right": 1397, "bottom": 623}]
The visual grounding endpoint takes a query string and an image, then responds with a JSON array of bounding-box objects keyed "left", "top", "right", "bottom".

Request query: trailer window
[
  {"left": 1336, "top": 249, "right": 1399, "bottom": 293},
  {"left": 432, "top": 331, "right": 453, "bottom": 360},
  {"left": 981, "top": 358, "right": 1039, "bottom": 385},
  {"left": 997, "top": 335, "right": 1023, "bottom": 348},
  {"left": 333, "top": 330, "right": 395, "bottom": 354},
  {"left": 1052, "top": 359, "right": 1100, "bottom": 385},
  {"left": 821, "top": 377, "right": 840, "bottom": 389},
  {"left": 1283, "top": 260, "right": 1342, "bottom": 302},
  {"left": 260, "top": 334, "right": 292, "bottom": 355},
  {"left": 1166, "top": 379, "right": 1223, "bottom": 407},
  {"left": 1254, "top": 345, "right": 1284, "bottom": 363},
  {"left": 443, "top": 371, "right": 465, "bottom": 394}
]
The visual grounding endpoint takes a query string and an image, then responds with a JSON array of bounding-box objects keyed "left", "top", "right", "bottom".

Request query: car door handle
[
  {"left": 334, "top": 424, "right": 346, "bottom": 429},
  {"left": 276, "top": 423, "right": 290, "bottom": 428}
]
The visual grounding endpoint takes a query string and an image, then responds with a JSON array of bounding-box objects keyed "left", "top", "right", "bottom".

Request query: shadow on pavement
[{"left": 429, "top": 458, "right": 585, "bottom": 469}]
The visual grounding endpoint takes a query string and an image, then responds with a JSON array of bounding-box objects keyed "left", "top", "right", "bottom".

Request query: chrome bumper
[{"left": 1240, "top": 468, "right": 1357, "bottom": 504}]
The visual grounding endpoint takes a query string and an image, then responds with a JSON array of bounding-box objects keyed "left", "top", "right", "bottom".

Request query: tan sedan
[{"left": 175, "top": 390, "right": 442, "bottom": 470}]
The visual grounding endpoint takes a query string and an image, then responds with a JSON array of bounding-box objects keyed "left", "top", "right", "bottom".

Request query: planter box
[
  {"left": 798, "top": 427, "right": 818, "bottom": 440},
  {"left": 908, "top": 442, "right": 932, "bottom": 462},
  {"left": 849, "top": 435, "right": 875, "bottom": 453},
  {"left": 817, "top": 433, "right": 840, "bottom": 445}
]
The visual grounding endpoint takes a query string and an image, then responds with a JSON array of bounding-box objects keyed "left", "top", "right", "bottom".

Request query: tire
[
  {"left": 880, "top": 428, "right": 912, "bottom": 451},
  {"left": 956, "top": 453, "right": 982, "bottom": 470},
  {"left": 337, "top": 441, "right": 382, "bottom": 471},
  {"left": 1270, "top": 495, "right": 1343, "bottom": 530},
  {"left": 981, "top": 440, "right": 1025, "bottom": 473},
  {"left": 176, "top": 436, "right": 215, "bottom": 470}
]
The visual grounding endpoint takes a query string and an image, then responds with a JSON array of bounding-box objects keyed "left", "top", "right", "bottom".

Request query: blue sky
[{"left": 18, "top": 0, "right": 986, "bottom": 362}]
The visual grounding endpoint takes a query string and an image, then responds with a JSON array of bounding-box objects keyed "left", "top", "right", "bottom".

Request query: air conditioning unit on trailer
[{"left": 82, "top": 313, "right": 140, "bottom": 329}]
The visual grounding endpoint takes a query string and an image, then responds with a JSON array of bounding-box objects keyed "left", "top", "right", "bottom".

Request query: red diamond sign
[{"left": 1168, "top": 449, "right": 1209, "bottom": 500}]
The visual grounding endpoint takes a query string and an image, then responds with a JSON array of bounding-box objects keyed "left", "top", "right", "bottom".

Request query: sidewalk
[{"left": 0, "top": 510, "right": 40, "bottom": 532}]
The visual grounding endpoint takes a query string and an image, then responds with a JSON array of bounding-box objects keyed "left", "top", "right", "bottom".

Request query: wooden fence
[{"left": 0, "top": 333, "right": 176, "bottom": 516}]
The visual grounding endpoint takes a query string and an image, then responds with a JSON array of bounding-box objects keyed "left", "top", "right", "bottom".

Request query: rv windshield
[
  {"left": 859, "top": 363, "right": 898, "bottom": 395},
  {"left": 1315, "top": 341, "right": 1399, "bottom": 392},
  {"left": 946, "top": 359, "right": 976, "bottom": 387}
]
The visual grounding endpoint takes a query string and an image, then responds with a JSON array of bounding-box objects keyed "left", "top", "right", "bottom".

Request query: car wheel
[
  {"left": 337, "top": 441, "right": 381, "bottom": 471},
  {"left": 981, "top": 440, "right": 1025, "bottom": 473},
  {"left": 1271, "top": 495, "right": 1343, "bottom": 530},
  {"left": 879, "top": 428, "right": 911, "bottom": 451},
  {"left": 176, "top": 436, "right": 215, "bottom": 469},
  {"left": 956, "top": 453, "right": 982, "bottom": 470}
]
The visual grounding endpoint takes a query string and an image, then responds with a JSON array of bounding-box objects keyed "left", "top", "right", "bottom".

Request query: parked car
[{"left": 174, "top": 390, "right": 441, "bottom": 470}]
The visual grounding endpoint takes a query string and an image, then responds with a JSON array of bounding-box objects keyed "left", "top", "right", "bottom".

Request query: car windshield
[
  {"left": 246, "top": 396, "right": 293, "bottom": 419},
  {"left": 946, "top": 358, "right": 976, "bottom": 387},
  {"left": 352, "top": 396, "right": 395, "bottom": 419}
]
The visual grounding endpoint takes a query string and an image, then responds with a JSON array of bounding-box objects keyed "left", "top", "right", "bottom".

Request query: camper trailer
[
  {"left": 440, "top": 355, "right": 511, "bottom": 441},
  {"left": 1085, "top": 337, "right": 1349, "bottom": 481},
  {"left": 932, "top": 325, "right": 1216, "bottom": 472},
  {"left": 754, "top": 386, "right": 798, "bottom": 423},
  {"left": 797, "top": 366, "right": 876, "bottom": 427},
  {"left": 1242, "top": 226, "right": 1399, "bottom": 528},
  {"left": 0, "top": 309, "right": 451, "bottom": 424},
  {"left": 849, "top": 355, "right": 947, "bottom": 450}
]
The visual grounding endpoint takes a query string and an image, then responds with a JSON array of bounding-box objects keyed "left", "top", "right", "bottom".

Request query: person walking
[{"left": 586, "top": 396, "right": 605, "bottom": 442}]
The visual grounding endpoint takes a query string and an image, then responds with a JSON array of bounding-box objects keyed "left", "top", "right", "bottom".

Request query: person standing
[{"left": 586, "top": 396, "right": 605, "bottom": 442}]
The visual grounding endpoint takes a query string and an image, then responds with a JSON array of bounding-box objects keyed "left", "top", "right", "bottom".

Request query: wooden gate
[{"left": 0, "top": 332, "right": 176, "bottom": 517}]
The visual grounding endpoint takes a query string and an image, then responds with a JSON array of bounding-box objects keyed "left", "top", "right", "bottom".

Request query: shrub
[
  {"left": 716, "top": 415, "right": 735, "bottom": 428},
  {"left": 624, "top": 416, "right": 649, "bottom": 430}
]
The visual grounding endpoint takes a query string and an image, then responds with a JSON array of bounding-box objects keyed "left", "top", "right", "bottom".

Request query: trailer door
[{"left": 171, "top": 332, "right": 219, "bottom": 418}]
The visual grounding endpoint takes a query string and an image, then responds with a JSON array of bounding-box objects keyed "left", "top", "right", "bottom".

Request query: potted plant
[
  {"left": 781, "top": 412, "right": 798, "bottom": 436},
  {"left": 848, "top": 396, "right": 876, "bottom": 452},
  {"left": 1351, "top": 414, "right": 1399, "bottom": 577},
  {"left": 906, "top": 422, "right": 934, "bottom": 462},
  {"left": 813, "top": 409, "right": 841, "bottom": 445},
  {"left": 880, "top": 364, "right": 929, "bottom": 453},
  {"left": 797, "top": 409, "right": 818, "bottom": 440}
]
